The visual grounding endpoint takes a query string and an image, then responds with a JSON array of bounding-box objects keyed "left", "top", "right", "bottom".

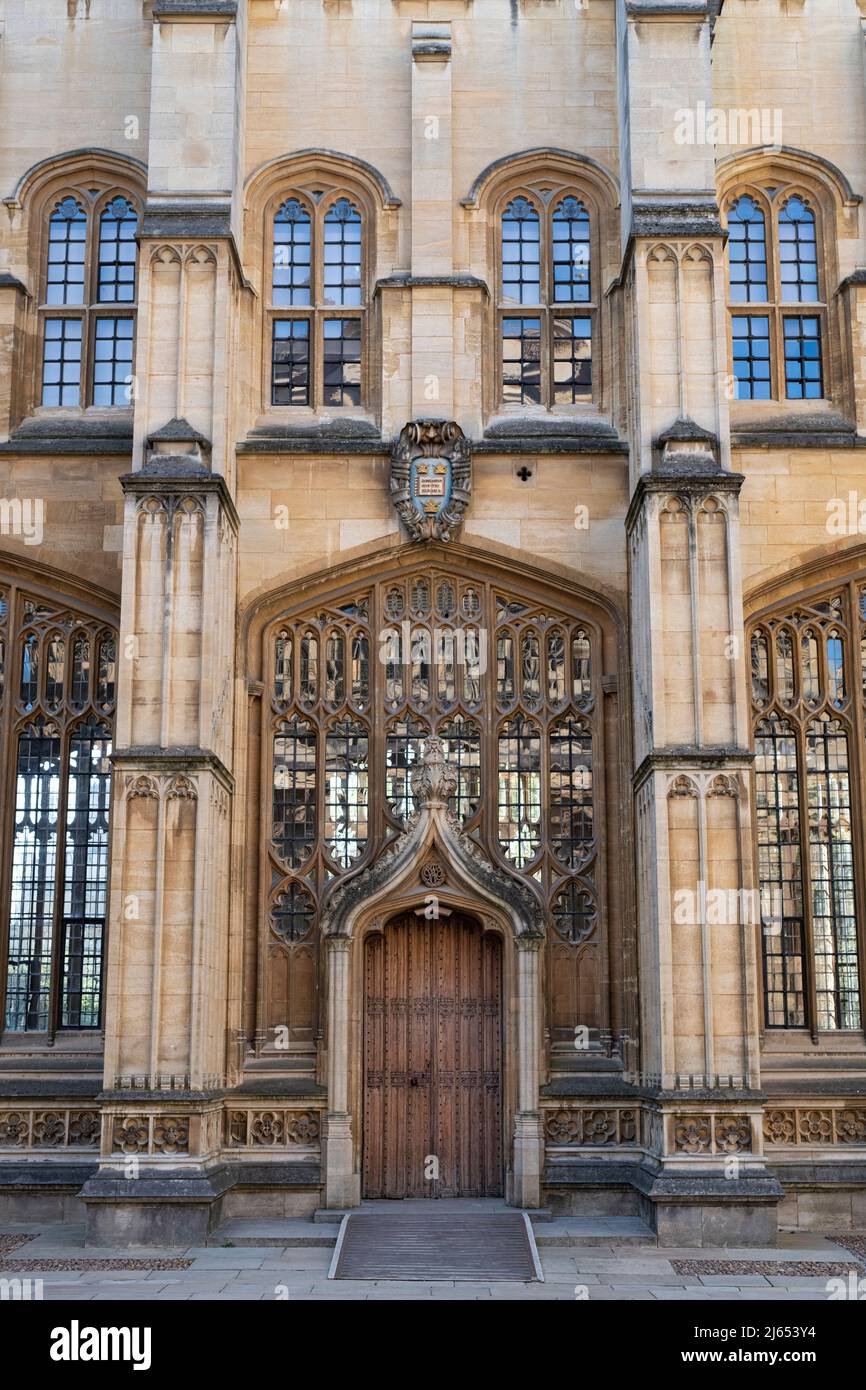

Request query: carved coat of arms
[{"left": 390, "top": 419, "right": 471, "bottom": 542}]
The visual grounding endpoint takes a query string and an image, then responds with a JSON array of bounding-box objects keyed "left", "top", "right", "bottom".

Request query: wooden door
[{"left": 363, "top": 913, "right": 503, "bottom": 1198}]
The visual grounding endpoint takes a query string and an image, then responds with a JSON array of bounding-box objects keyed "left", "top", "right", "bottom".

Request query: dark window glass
[
  {"left": 323, "top": 318, "right": 361, "bottom": 406},
  {"left": 755, "top": 715, "right": 806, "bottom": 1027},
  {"left": 6, "top": 721, "right": 61, "bottom": 1031},
  {"left": 497, "top": 714, "right": 541, "bottom": 867},
  {"left": 273, "top": 717, "right": 317, "bottom": 867},
  {"left": 270, "top": 882, "right": 315, "bottom": 944},
  {"left": 273, "top": 198, "right": 312, "bottom": 307},
  {"left": 502, "top": 316, "right": 541, "bottom": 404},
  {"left": 551, "top": 881, "right": 597, "bottom": 945},
  {"left": 778, "top": 196, "right": 819, "bottom": 303},
  {"left": 727, "top": 195, "right": 768, "bottom": 304},
  {"left": 386, "top": 716, "right": 428, "bottom": 824},
  {"left": 323, "top": 198, "right": 362, "bottom": 307},
  {"left": 549, "top": 716, "right": 594, "bottom": 868},
  {"left": 439, "top": 714, "right": 481, "bottom": 825},
  {"left": 731, "top": 314, "right": 771, "bottom": 400},
  {"left": 92, "top": 317, "right": 134, "bottom": 406},
  {"left": 97, "top": 197, "right": 138, "bottom": 304},
  {"left": 324, "top": 717, "right": 369, "bottom": 867},
  {"left": 551, "top": 197, "right": 591, "bottom": 303},
  {"left": 806, "top": 715, "right": 860, "bottom": 1030},
  {"left": 501, "top": 197, "right": 541, "bottom": 305},
  {"left": 41, "top": 318, "right": 83, "bottom": 407},
  {"left": 45, "top": 198, "right": 87, "bottom": 306},
  {"left": 61, "top": 719, "right": 111, "bottom": 1028},
  {"left": 552, "top": 316, "right": 592, "bottom": 404},
  {"left": 783, "top": 315, "right": 823, "bottom": 399},
  {"left": 272, "top": 320, "right": 310, "bottom": 405}
]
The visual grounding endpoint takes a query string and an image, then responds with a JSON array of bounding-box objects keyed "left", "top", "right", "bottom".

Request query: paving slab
[{"left": 3, "top": 1218, "right": 862, "bottom": 1302}]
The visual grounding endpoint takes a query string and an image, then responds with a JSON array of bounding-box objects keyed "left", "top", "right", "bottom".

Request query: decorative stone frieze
[
  {"left": 763, "top": 1107, "right": 866, "bottom": 1148},
  {"left": 226, "top": 1109, "right": 322, "bottom": 1150},
  {"left": 0, "top": 1109, "right": 100, "bottom": 1150},
  {"left": 544, "top": 1107, "right": 639, "bottom": 1147},
  {"left": 672, "top": 1113, "right": 753, "bottom": 1154}
]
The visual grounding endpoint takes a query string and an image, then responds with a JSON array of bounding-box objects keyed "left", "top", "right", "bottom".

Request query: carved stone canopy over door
[{"left": 320, "top": 738, "right": 546, "bottom": 1209}]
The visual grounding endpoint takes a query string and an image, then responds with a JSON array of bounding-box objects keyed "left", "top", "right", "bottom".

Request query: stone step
[
  {"left": 313, "top": 1202, "right": 553, "bottom": 1223},
  {"left": 210, "top": 1210, "right": 654, "bottom": 1248},
  {"left": 534, "top": 1217, "right": 656, "bottom": 1246},
  {"left": 208, "top": 1219, "right": 336, "bottom": 1248}
]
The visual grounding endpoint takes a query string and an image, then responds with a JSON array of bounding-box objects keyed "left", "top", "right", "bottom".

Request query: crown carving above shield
[{"left": 390, "top": 419, "right": 472, "bottom": 543}]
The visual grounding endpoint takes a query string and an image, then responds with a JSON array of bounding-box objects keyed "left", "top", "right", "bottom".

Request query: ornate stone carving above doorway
[
  {"left": 319, "top": 739, "right": 545, "bottom": 1211},
  {"left": 389, "top": 419, "right": 472, "bottom": 542}
]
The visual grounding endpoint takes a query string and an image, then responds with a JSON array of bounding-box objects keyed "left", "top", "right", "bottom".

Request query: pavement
[{"left": 1, "top": 1221, "right": 864, "bottom": 1300}]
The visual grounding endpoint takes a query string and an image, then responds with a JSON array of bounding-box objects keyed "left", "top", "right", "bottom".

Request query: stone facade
[{"left": 0, "top": 0, "right": 865, "bottom": 1247}]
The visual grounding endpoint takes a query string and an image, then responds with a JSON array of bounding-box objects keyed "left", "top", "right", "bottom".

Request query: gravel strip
[
  {"left": 0, "top": 1258, "right": 193, "bottom": 1272},
  {"left": 0, "top": 1234, "right": 37, "bottom": 1255},
  {"left": 670, "top": 1259, "right": 859, "bottom": 1277},
  {"left": 827, "top": 1234, "right": 866, "bottom": 1264}
]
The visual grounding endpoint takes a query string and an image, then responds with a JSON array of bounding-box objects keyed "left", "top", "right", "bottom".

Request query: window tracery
[
  {"left": 0, "top": 578, "right": 116, "bottom": 1034},
  {"left": 750, "top": 586, "right": 865, "bottom": 1033}
]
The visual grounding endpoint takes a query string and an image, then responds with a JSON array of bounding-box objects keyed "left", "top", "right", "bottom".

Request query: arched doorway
[{"left": 362, "top": 910, "right": 503, "bottom": 1198}]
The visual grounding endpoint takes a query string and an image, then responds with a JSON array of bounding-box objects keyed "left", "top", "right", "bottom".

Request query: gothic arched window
[
  {"left": 498, "top": 184, "right": 595, "bottom": 409},
  {"left": 259, "top": 566, "right": 607, "bottom": 1055},
  {"left": 270, "top": 193, "right": 365, "bottom": 409},
  {"left": 39, "top": 188, "right": 139, "bottom": 408},
  {"left": 725, "top": 186, "right": 825, "bottom": 402},
  {"left": 0, "top": 576, "right": 117, "bottom": 1034},
  {"left": 750, "top": 586, "right": 865, "bottom": 1034}
]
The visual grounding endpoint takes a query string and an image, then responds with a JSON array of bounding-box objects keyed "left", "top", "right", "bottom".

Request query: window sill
[
  {"left": 730, "top": 401, "right": 859, "bottom": 449},
  {"left": 760, "top": 1031, "right": 866, "bottom": 1087},
  {"left": 239, "top": 412, "right": 384, "bottom": 454},
  {"left": 0, "top": 409, "right": 133, "bottom": 456},
  {"left": 479, "top": 411, "right": 628, "bottom": 455},
  {"left": 0, "top": 1032, "right": 104, "bottom": 1060}
]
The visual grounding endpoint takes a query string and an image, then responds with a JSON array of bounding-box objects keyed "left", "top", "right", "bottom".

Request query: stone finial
[{"left": 410, "top": 736, "right": 458, "bottom": 808}]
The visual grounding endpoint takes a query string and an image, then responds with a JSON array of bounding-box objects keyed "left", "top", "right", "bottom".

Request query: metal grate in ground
[{"left": 330, "top": 1209, "right": 542, "bottom": 1282}]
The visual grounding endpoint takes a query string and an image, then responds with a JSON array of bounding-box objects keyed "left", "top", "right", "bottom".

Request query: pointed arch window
[
  {"left": 498, "top": 184, "right": 596, "bottom": 409},
  {"left": 270, "top": 192, "right": 365, "bottom": 409},
  {"left": 39, "top": 188, "right": 139, "bottom": 408},
  {"left": 750, "top": 587, "right": 865, "bottom": 1035},
  {"left": 0, "top": 580, "right": 117, "bottom": 1035},
  {"left": 261, "top": 569, "right": 608, "bottom": 1061},
  {"left": 725, "top": 186, "right": 826, "bottom": 402}
]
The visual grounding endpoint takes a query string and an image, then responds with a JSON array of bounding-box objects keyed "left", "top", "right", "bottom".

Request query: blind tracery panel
[
  {"left": 262, "top": 568, "right": 604, "bottom": 1052},
  {"left": 750, "top": 587, "right": 864, "bottom": 1034},
  {"left": 0, "top": 582, "right": 117, "bottom": 1035}
]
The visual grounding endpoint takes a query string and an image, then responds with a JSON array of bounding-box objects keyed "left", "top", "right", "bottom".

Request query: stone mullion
[{"left": 792, "top": 713, "right": 820, "bottom": 1041}]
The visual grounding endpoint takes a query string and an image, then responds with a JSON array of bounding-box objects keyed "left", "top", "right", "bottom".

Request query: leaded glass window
[
  {"left": 270, "top": 189, "right": 366, "bottom": 409},
  {"left": 39, "top": 184, "right": 139, "bottom": 409},
  {"left": 386, "top": 715, "right": 428, "bottom": 825},
  {"left": 0, "top": 581, "right": 117, "bottom": 1034},
  {"left": 498, "top": 180, "right": 597, "bottom": 409},
  {"left": 498, "top": 715, "right": 542, "bottom": 867},
  {"left": 273, "top": 717, "right": 317, "bottom": 867},
  {"left": 324, "top": 717, "right": 369, "bottom": 868},
  {"left": 750, "top": 586, "right": 865, "bottom": 1034},
  {"left": 549, "top": 716, "right": 593, "bottom": 869},
  {"left": 725, "top": 183, "right": 826, "bottom": 403}
]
